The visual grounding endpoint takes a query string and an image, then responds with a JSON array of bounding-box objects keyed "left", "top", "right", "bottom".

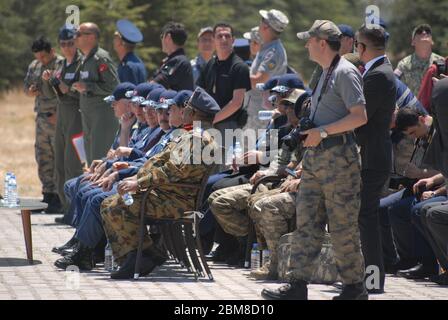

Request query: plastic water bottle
[
  {"left": 258, "top": 110, "right": 274, "bottom": 121},
  {"left": 3, "top": 172, "right": 11, "bottom": 205},
  {"left": 104, "top": 242, "right": 115, "bottom": 271},
  {"left": 8, "top": 174, "right": 18, "bottom": 207},
  {"left": 233, "top": 142, "right": 243, "bottom": 166},
  {"left": 122, "top": 193, "right": 134, "bottom": 206},
  {"left": 251, "top": 243, "right": 261, "bottom": 270},
  {"left": 262, "top": 249, "right": 271, "bottom": 266}
]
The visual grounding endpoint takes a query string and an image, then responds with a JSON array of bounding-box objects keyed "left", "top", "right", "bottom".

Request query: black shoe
[
  {"left": 261, "top": 280, "right": 308, "bottom": 300},
  {"left": 429, "top": 272, "right": 448, "bottom": 285},
  {"left": 110, "top": 250, "right": 157, "bottom": 280},
  {"left": 45, "top": 193, "right": 63, "bottom": 214},
  {"left": 52, "top": 236, "right": 78, "bottom": 254},
  {"left": 385, "top": 259, "right": 418, "bottom": 274},
  {"left": 54, "top": 242, "right": 95, "bottom": 270},
  {"left": 397, "top": 263, "right": 438, "bottom": 280},
  {"left": 333, "top": 282, "right": 368, "bottom": 300}
]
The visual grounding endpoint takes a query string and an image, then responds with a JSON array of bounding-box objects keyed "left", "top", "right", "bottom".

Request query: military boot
[
  {"left": 249, "top": 261, "right": 278, "bottom": 280},
  {"left": 261, "top": 280, "right": 308, "bottom": 300},
  {"left": 54, "top": 242, "right": 95, "bottom": 271},
  {"left": 333, "top": 282, "right": 368, "bottom": 300},
  {"left": 226, "top": 236, "right": 247, "bottom": 267},
  {"left": 52, "top": 235, "right": 78, "bottom": 255},
  {"left": 31, "top": 193, "right": 52, "bottom": 213},
  {"left": 110, "top": 250, "right": 158, "bottom": 280},
  {"left": 45, "top": 193, "right": 63, "bottom": 214}
]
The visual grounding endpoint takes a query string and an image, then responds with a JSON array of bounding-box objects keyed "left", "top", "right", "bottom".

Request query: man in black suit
[{"left": 355, "top": 25, "right": 397, "bottom": 293}]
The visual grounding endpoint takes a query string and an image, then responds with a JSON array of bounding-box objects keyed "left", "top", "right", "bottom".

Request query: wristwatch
[{"left": 319, "top": 127, "right": 328, "bottom": 139}]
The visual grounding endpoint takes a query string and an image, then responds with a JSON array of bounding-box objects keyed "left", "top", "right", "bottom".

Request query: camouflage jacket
[
  {"left": 395, "top": 52, "right": 444, "bottom": 95},
  {"left": 136, "top": 123, "right": 217, "bottom": 215},
  {"left": 24, "top": 55, "right": 64, "bottom": 113}
]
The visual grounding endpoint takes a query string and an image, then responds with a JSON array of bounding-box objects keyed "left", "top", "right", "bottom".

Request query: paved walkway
[{"left": 0, "top": 205, "right": 447, "bottom": 300}]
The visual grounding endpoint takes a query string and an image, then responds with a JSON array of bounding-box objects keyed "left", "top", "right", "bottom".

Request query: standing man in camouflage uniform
[
  {"left": 100, "top": 87, "right": 219, "bottom": 279},
  {"left": 24, "top": 36, "right": 64, "bottom": 212},
  {"left": 46, "top": 26, "right": 84, "bottom": 216},
  {"left": 394, "top": 24, "right": 443, "bottom": 96},
  {"left": 73, "top": 22, "right": 120, "bottom": 165},
  {"left": 262, "top": 20, "right": 368, "bottom": 300}
]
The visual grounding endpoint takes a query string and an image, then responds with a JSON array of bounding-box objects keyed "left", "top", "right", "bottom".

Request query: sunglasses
[
  {"left": 415, "top": 28, "right": 431, "bottom": 36},
  {"left": 59, "top": 41, "right": 74, "bottom": 48}
]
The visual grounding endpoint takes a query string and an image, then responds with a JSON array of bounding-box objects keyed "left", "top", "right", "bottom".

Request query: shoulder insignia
[{"left": 98, "top": 63, "right": 109, "bottom": 73}]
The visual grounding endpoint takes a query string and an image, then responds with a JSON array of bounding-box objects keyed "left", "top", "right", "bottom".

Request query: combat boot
[
  {"left": 333, "top": 282, "right": 368, "bottom": 300},
  {"left": 261, "top": 280, "right": 308, "bottom": 300},
  {"left": 45, "top": 193, "right": 63, "bottom": 214},
  {"left": 52, "top": 235, "right": 78, "bottom": 254},
  {"left": 249, "top": 261, "right": 278, "bottom": 280},
  {"left": 31, "top": 192, "right": 52, "bottom": 213},
  {"left": 110, "top": 250, "right": 158, "bottom": 280},
  {"left": 226, "top": 236, "right": 246, "bottom": 267},
  {"left": 54, "top": 242, "right": 95, "bottom": 271}
]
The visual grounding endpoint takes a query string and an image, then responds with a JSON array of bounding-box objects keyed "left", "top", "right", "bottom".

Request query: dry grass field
[{"left": 0, "top": 89, "right": 41, "bottom": 198}]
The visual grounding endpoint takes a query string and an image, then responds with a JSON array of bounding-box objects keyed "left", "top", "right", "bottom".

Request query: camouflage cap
[
  {"left": 279, "top": 88, "right": 307, "bottom": 105},
  {"left": 243, "top": 26, "right": 262, "bottom": 44},
  {"left": 259, "top": 9, "right": 289, "bottom": 33},
  {"left": 197, "top": 26, "right": 213, "bottom": 39},
  {"left": 296, "top": 20, "right": 341, "bottom": 41}
]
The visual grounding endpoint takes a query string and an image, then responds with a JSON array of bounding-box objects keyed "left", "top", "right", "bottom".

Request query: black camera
[
  {"left": 282, "top": 117, "right": 316, "bottom": 151},
  {"left": 434, "top": 59, "right": 447, "bottom": 78}
]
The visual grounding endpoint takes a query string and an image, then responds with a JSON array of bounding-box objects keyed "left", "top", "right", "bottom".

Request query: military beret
[
  {"left": 141, "top": 87, "right": 165, "bottom": 107},
  {"left": 156, "top": 90, "right": 178, "bottom": 110},
  {"left": 116, "top": 19, "right": 143, "bottom": 44},
  {"left": 188, "top": 87, "right": 220, "bottom": 115},
  {"left": 104, "top": 82, "right": 136, "bottom": 103}
]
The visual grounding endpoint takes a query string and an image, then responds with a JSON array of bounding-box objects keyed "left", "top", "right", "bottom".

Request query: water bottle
[
  {"left": 258, "top": 110, "right": 274, "bottom": 121},
  {"left": 104, "top": 241, "right": 115, "bottom": 271},
  {"left": 8, "top": 174, "right": 18, "bottom": 208},
  {"left": 3, "top": 172, "right": 11, "bottom": 205},
  {"left": 122, "top": 193, "right": 134, "bottom": 206},
  {"left": 233, "top": 142, "right": 243, "bottom": 167},
  {"left": 255, "top": 83, "right": 265, "bottom": 91},
  {"left": 251, "top": 243, "right": 261, "bottom": 270},
  {"left": 262, "top": 249, "right": 271, "bottom": 266}
]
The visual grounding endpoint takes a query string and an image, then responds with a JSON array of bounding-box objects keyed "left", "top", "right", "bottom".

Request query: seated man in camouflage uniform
[
  {"left": 209, "top": 89, "right": 308, "bottom": 267},
  {"left": 100, "top": 87, "right": 220, "bottom": 279}
]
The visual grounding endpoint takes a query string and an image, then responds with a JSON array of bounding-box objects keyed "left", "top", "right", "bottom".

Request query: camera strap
[{"left": 310, "top": 54, "right": 341, "bottom": 122}]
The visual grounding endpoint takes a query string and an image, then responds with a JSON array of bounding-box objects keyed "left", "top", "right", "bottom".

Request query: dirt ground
[{"left": 0, "top": 89, "right": 41, "bottom": 198}]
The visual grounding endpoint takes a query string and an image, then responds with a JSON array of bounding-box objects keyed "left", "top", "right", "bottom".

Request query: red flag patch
[{"left": 98, "top": 63, "right": 108, "bottom": 73}]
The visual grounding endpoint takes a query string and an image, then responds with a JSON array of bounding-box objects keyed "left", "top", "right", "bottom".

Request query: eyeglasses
[{"left": 59, "top": 41, "right": 74, "bottom": 48}]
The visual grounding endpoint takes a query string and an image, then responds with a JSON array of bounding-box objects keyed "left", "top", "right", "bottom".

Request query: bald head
[
  {"left": 79, "top": 22, "right": 100, "bottom": 39},
  {"left": 75, "top": 22, "right": 100, "bottom": 54}
]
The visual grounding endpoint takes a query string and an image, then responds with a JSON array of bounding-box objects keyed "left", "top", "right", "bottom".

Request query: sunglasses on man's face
[
  {"left": 60, "top": 41, "right": 74, "bottom": 48},
  {"left": 415, "top": 28, "right": 431, "bottom": 36}
]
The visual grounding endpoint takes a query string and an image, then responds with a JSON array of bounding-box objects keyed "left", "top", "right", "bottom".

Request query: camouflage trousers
[
  {"left": 101, "top": 189, "right": 194, "bottom": 263},
  {"left": 209, "top": 183, "right": 270, "bottom": 238},
  {"left": 286, "top": 143, "right": 365, "bottom": 285},
  {"left": 249, "top": 191, "right": 297, "bottom": 268},
  {"left": 35, "top": 114, "right": 56, "bottom": 193}
]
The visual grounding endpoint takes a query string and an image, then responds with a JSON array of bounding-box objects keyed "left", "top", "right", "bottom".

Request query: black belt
[{"left": 314, "top": 132, "right": 355, "bottom": 150}]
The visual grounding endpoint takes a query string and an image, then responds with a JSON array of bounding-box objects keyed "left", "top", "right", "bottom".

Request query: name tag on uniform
[
  {"left": 64, "top": 73, "right": 75, "bottom": 80},
  {"left": 80, "top": 71, "right": 89, "bottom": 79}
]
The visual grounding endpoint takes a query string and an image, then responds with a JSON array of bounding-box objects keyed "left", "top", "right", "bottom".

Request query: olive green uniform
[
  {"left": 54, "top": 51, "right": 84, "bottom": 210},
  {"left": 78, "top": 46, "right": 119, "bottom": 164}
]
